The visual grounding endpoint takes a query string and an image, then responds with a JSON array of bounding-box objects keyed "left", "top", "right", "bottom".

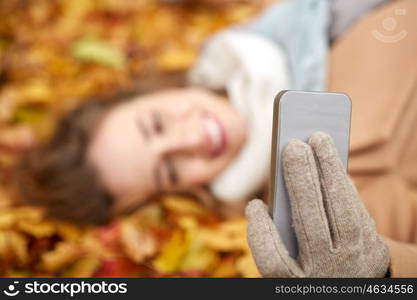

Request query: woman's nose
[
  {"left": 159, "top": 121, "right": 206, "bottom": 156},
  {"left": 168, "top": 129, "right": 205, "bottom": 155}
]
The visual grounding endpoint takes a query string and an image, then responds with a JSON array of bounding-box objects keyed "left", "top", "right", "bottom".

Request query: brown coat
[{"left": 328, "top": 0, "right": 417, "bottom": 277}]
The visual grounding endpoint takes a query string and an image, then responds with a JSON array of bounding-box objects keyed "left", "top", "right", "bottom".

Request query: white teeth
[{"left": 205, "top": 116, "right": 222, "bottom": 152}]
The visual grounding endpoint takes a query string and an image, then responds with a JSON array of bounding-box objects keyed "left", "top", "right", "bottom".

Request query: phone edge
[{"left": 268, "top": 90, "right": 288, "bottom": 216}]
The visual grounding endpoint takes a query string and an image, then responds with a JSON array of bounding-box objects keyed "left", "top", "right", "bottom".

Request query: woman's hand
[{"left": 246, "top": 132, "right": 389, "bottom": 277}]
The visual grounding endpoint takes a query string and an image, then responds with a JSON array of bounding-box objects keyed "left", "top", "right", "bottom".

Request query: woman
[
  {"left": 17, "top": 0, "right": 390, "bottom": 224},
  {"left": 17, "top": 0, "right": 417, "bottom": 277}
]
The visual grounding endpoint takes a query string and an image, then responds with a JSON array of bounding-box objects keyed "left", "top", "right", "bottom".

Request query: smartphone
[{"left": 269, "top": 90, "right": 351, "bottom": 258}]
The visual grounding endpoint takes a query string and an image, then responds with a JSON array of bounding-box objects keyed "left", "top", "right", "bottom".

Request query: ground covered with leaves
[
  {"left": 0, "top": 195, "right": 259, "bottom": 277},
  {"left": 0, "top": 0, "right": 262, "bottom": 277}
]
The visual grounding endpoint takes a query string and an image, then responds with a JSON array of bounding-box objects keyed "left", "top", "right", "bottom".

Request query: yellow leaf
[
  {"left": 17, "top": 219, "right": 56, "bottom": 238},
  {"left": 9, "top": 207, "right": 45, "bottom": 223},
  {"left": 163, "top": 195, "right": 206, "bottom": 216},
  {"left": 225, "top": 5, "right": 257, "bottom": 23},
  {"left": 129, "top": 203, "right": 163, "bottom": 228},
  {"left": 157, "top": 45, "right": 197, "bottom": 72},
  {"left": 153, "top": 230, "right": 188, "bottom": 275},
  {"left": 55, "top": 222, "right": 84, "bottom": 242},
  {"left": 167, "top": 216, "right": 217, "bottom": 274},
  {"left": 20, "top": 80, "right": 53, "bottom": 103},
  {"left": 0, "top": 211, "right": 16, "bottom": 229},
  {"left": 0, "top": 230, "right": 29, "bottom": 266},
  {"left": 4, "top": 270, "right": 31, "bottom": 278},
  {"left": 179, "top": 233, "right": 218, "bottom": 274},
  {"left": 80, "top": 233, "right": 114, "bottom": 260},
  {"left": 210, "top": 257, "right": 239, "bottom": 278},
  {"left": 9, "top": 231, "right": 29, "bottom": 265},
  {"left": 40, "top": 242, "right": 81, "bottom": 273},
  {"left": 236, "top": 252, "right": 260, "bottom": 278},
  {"left": 120, "top": 220, "right": 157, "bottom": 263},
  {"left": 178, "top": 216, "right": 198, "bottom": 230},
  {"left": 200, "top": 219, "right": 248, "bottom": 251},
  {"left": 61, "top": 256, "right": 101, "bottom": 278}
]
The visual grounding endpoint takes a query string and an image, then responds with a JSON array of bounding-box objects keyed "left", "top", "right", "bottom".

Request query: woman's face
[{"left": 87, "top": 88, "right": 247, "bottom": 213}]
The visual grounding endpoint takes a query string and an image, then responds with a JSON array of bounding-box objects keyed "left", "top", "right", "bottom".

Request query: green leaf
[
  {"left": 14, "top": 106, "right": 47, "bottom": 125},
  {"left": 71, "top": 36, "right": 126, "bottom": 69}
]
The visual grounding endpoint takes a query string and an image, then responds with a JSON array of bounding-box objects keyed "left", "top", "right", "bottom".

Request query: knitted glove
[{"left": 246, "top": 132, "right": 389, "bottom": 277}]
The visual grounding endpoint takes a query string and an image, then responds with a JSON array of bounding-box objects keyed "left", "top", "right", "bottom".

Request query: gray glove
[{"left": 246, "top": 132, "right": 389, "bottom": 277}]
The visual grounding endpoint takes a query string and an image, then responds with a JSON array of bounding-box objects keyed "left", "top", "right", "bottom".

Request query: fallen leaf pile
[
  {"left": 0, "top": 0, "right": 262, "bottom": 277},
  {"left": 0, "top": 0, "right": 259, "bottom": 136},
  {"left": 0, "top": 195, "right": 259, "bottom": 277}
]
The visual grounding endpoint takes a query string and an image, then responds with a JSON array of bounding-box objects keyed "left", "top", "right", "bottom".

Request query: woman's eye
[{"left": 153, "top": 112, "right": 164, "bottom": 134}]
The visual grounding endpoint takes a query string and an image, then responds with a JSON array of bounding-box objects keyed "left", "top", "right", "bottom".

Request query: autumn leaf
[
  {"left": 72, "top": 36, "right": 126, "bottom": 69},
  {"left": 177, "top": 216, "right": 219, "bottom": 274},
  {"left": 17, "top": 219, "right": 56, "bottom": 239},
  {"left": 157, "top": 44, "right": 197, "bottom": 71},
  {"left": 179, "top": 232, "right": 218, "bottom": 274},
  {"left": 236, "top": 252, "right": 260, "bottom": 278},
  {"left": 55, "top": 222, "right": 84, "bottom": 243},
  {"left": 94, "top": 257, "right": 143, "bottom": 278},
  {"left": 210, "top": 256, "right": 239, "bottom": 278},
  {"left": 40, "top": 242, "right": 82, "bottom": 273},
  {"left": 0, "top": 210, "right": 16, "bottom": 229},
  {"left": 163, "top": 195, "right": 206, "bottom": 216},
  {"left": 62, "top": 256, "right": 101, "bottom": 277},
  {"left": 200, "top": 219, "right": 249, "bottom": 251},
  {"left": 153, "top": 230, "right": 188, "bottom": 275},
  {"left": 0, "top": 230, "right": 29, "bottom": 266},
  {"left": 119, "top": 220, "right": 157, "bottom": 263}
]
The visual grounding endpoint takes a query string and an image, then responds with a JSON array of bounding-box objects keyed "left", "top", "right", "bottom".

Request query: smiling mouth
[{"left": 203, "top": 112, "right": 227, "bottom": 157}]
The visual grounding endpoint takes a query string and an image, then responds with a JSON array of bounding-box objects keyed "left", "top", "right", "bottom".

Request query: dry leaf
[
  {"left": 119, "top": 220, "right": 157, "bottom": 263},
  {"left": 236, "top": 252, "right": 260, "bottom": 278},
  {"left": 163, "top": 195, "right": 206, "bottom": 216},
  {"left": 0, "top": 211, "right": 16, "bottom": 229},
  {"left": 210, "top": 256, "right": 239, "bottom": 278},
  {"left": 153, "top": 230, "right": 188, "bottom": 275},
  {"left": 9, "top": 207, "right": 45, "bottom": 223},
  {"left": 179, "top": 232, "right": 218, "bottom": 274},
  {"left": 0, "top": 230, "right": 29, "bottom": 266},
  {"left": 55, "top": 222, "right": 84, "bottom": 242},
  {"left": 40, "top": 242, "right": 81, "bottom": 273},
  {"left": 157, "top": 45, "right": 197, "bottom": 71},
  {"left": 129, "top": 203, "right": 163, "bottom": 228},
  {"left": 80, "top": 233, "right": 114, "bottom": 260},
  {"left": 62, "top": 256, "right": 101, "bottom": 277},
  {"left": 200, "top": 219, "right": 248, "bottom": 251},
  {"left": 17, "top": 219, "right": 56, "bottom": 238},
  {"left": 175, "top": 216, "right": 219, "bottom": 274}
]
